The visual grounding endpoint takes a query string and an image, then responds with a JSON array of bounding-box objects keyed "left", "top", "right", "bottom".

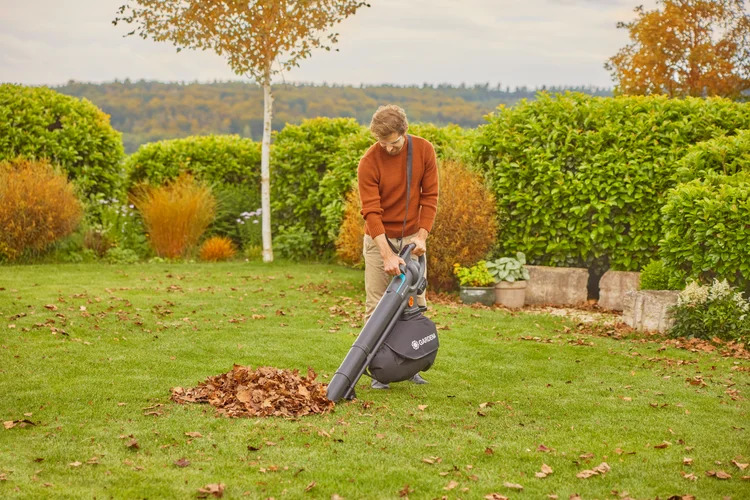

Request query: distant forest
[{"left": 56, "top": 80, "right": 612, "bottom": 153}]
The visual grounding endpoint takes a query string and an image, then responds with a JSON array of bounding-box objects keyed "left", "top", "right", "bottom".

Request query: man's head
[{"left": 370, "top": 104, "right": 408, "bottom": 156}]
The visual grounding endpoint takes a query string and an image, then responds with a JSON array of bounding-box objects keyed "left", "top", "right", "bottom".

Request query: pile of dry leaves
[{"left": 171, "top": 365, "right": 334, "bottom": 418}]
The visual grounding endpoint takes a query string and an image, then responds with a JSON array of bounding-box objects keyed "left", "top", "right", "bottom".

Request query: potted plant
[
  {"left": 453, "top": 261, "right": 495, "bottom": 306},
  {"left": 486, "top": 252, "right": 530, "bottom": 308}
]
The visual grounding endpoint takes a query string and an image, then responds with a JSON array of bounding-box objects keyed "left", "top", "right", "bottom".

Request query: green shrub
[
  {"left": 319, "top": 127, "right": 373, "bottom": 243},
  {"left": 453, "top": 261, "right": 494, "bottom": 287},
  {"left": 274, "top": 223, "right": 315, "bottom": 261},
  {"left": 669, "top": 280, "right": 750, "bottom": 344},
  {"left": 104, "top": 247, "right": 140, "bottom": 264},
  {"left": 674, "top": 129, "right": 750, "bottom": 183},
  {"left": 271, "top": 117, "right": 364, "bottom": 257},
  {"left": 0, "top": 84, "right": 125, "bottom": 200},
  {"left": 639, "top": 259, "right": 685, "bottom": 290},
  {"left": 660, "top": 172, "right": 750, "bottom": 293},
  {"left": 124, "top": 134, "right": 261, "bottom": 191},
  {"left": 473, "top": 92, "right": 750, "bottom": 273}
]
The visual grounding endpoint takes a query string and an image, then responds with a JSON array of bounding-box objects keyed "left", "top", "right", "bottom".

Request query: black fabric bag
[{"left": 368, "top": 314, "right": 439, "bottom": 384}]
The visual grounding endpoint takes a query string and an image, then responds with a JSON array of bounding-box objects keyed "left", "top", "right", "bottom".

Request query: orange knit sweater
[{"left": 357, "top": 135, "right": 439, "bottom": 239}]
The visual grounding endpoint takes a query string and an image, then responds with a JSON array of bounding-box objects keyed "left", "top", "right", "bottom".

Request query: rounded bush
[
  {"left": 0, "top": 84, "right": 125, "bottom": 199},
  {"left": 660, "top": 172, "right": 750, "bottom": 293},
  {"left": 674, "top": 129, "right": 750, "bottom": 183},
  {"left": 271, "top": 117, "right": 364, "bottom": 256},
  {"left": 336, "top": 160, "right": 497, "bottom": 292},
  {"left": 473, "top": 92, "right": 750, "bottom": 273},
  {"left": 199, "top": 236, "right": 237, "bottom": 262},
  {"left": 0, "top": 158, "right": 83, "bottom": 260},
  {"left": 124, "top": 134, "right": 261, "bottom": 191}
]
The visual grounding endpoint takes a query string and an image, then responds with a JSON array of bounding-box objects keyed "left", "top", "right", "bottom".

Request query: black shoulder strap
[{"left": 388, "top": 135, "right": 413, "bottom": 254}]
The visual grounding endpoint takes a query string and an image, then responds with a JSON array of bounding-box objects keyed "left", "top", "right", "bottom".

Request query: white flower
[
  {"left": 253, "top": 220, "right": 259, "bottom": 224},
  {"left": 708, "top": 279, "right": 733, "bottom": 301},
  {"left": 236, "top": 218, "right": 242, "bottom": 223},
  {"left": 678, "top": 281, "right": 709, "bottom": 306}
]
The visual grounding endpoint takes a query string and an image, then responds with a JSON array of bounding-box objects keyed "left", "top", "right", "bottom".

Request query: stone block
[
  {"left": 525, "top": 265, "right": 589, "bottom": 306},
  {"left": 598, "top": 270, "right": 641, "bottom": 311},
  {"left": 623, "top": 290, "right": 679, "bottom": 332}
]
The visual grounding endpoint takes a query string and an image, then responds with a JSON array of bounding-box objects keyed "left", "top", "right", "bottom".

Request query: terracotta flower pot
[
  {"left": 495, "top": 280, "right": 527, "bottom": 308},
  {"left": 459, "top": 286, "right": 495, "bottom": 306}
]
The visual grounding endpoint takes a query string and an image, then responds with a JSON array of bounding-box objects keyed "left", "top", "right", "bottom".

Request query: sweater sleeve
[
  {"left": 357, "top": 158, "right": 386, "bottom": 238},
  {"left": 418, "top": 142, "right": 439, "bottom": 232}
]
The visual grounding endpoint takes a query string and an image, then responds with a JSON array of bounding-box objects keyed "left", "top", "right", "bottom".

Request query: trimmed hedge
[
  {"left": 271, "top": 117, "right": 365, "bottom": 256},
  {"left": 473, "top": 92, "right": 750, "bottom": 272},
  {"left": 674, "top": 129, "right": 750, "bottom": 183},
  {"left": 0, "top": 84, "right": 125, "bottom": 199},
  {"left": 124, "top": 134, "right": 261, "bottom": 191},
  {"left": 660, "top": 172, "right": 750, "bottom": 293}
]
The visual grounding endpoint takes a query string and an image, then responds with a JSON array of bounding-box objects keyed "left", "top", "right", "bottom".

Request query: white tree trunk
[{"left": 260, "top": 70, "right": 274, "bottom": 262}]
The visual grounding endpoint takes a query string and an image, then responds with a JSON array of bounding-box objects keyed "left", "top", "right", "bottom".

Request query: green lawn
[{"left": 1, "top": 262, "right": 748, "bottom": 499}]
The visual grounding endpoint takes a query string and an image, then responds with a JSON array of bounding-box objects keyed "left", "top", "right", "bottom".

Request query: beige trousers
[{"left": 363, "top": 233, "right": 427, "bottom": 324}]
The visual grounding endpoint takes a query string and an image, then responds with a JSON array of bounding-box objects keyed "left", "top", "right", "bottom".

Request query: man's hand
[
  {"left": 411, "top": 228, "right": 429, "bottom": 257},
  {"left": 383, "top": 251, "right": 406, "bottom": 276}
]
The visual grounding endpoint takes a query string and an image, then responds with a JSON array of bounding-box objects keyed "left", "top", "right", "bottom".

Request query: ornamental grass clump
[
  {"left": 199, "top": 236, "right": 237, "bottom": 262},
  {"left": 131, "top": 173, "right": 216, "bottom": 258},
  {"left": 0, "top": 157, "right": 82, "bottom": 260},
  {"left": 670, "top": 279, "right": 750, "bottom": 344}
]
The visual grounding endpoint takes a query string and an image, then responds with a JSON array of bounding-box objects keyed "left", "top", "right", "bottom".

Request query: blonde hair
[{"left": 369, "top": 104, "right": 408, "bottom": 138}]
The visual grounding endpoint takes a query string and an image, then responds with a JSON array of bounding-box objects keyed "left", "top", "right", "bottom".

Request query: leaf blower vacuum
[{"left": 326, "top": 243, "right": 439, "bottom": 402}]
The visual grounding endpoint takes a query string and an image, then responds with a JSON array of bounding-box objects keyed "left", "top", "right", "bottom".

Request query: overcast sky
[{"left": 0, "top": 0, "right": 659, "bottom": 88}]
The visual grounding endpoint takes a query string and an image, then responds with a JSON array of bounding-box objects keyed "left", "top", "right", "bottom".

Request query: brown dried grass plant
[
  {"left": 336, "top": 160, "right": 497, "bottom": 291},
  {"left": 0, "top": 157, "right": 83, "bottom": 261},
  {"left": 131, "top": 173, "right": 216, "bottom": 258},
  {"left": 199, "top": 236, "right": 237, "bottom": 262}
]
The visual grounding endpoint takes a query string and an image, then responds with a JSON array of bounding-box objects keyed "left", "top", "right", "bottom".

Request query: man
[{"left": 357, "top": 104, "right": 439, "bottom": 389}]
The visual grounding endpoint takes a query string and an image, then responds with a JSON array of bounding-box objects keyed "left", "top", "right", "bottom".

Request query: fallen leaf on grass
[
  {"left": 503, "top": 481, "right": 523, "bottom": 490},
  {"left": 126, "top": 439, "right": 139, "bottom": 449},
  {"left": 4, "top": 419, "right": 35, "bottom": 429},
  {"left": 683, "top": 457, "right": 693, "bottom": 466},
  {"left": 654, "top": 441, "right": 672, "bottom": 449},
  {"left": 706, "top": 470, "right": 732, "bottom": 479},
  {"left": 444, "top": 480, "right": 458, "bottom": 490},
  {"left": 535, "top": 464, "right": 553, "bottom": 478},
  {"left": 86, "top": 457, "right": 99, "bottom": 465},
  {"left": 732, "top": 459, "right": 748, "bottom": 470},
  {"left": 185, "top": 432, "right": 203, "bottom": 438},
  {"left": 577, "top": 462, "right": 610, "bottom": 479},
  {"left": 681, "top": 471, "right": 698, "bottom": 481},
  {"left": 305, "top": 481, "right": 316, "bottom": 492},
  {"left": 484, "top": 494, "right": 508, "bottom": 500},
  {"left": 398, "top": 484, "right": 413, "bottom": 497},
  {"left": 197, "top": 483, "right": 225, "bottom": 498},
  {"left": 174, "top": 458, "right": 190, "bottom": 468},
  {"left": 0, "top": 473, "right": 6, "bottom": 481},
  {"left": 69, "top": 461, "right": 82, "bottom": 467},
  {"left": 537, "top": 444, "right": 551, "bottom": 453},
  {"left": 417, "top": 405, "right": 428, "bottom": 411},
  {"left": 485, "top": 447, "right": 494, "bottom": 455}
]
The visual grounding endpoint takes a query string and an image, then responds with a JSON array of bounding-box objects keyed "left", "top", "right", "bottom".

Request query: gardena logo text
[{"left": 411, "top": 333, "right": 436, "bottom": 350}]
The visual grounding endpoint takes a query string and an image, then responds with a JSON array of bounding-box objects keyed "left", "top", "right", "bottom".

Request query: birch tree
[{"left": 114, "top": 0, "right": 368, "bottom": 261}]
